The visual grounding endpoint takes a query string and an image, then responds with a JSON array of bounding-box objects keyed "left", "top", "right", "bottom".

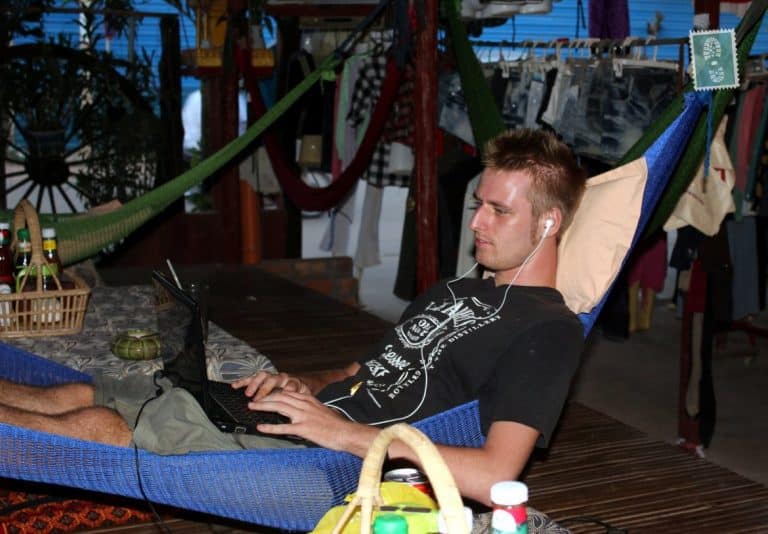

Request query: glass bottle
[
  {"left": 14, "top": 228, "right": 33, "bottom": 291},
  {"left": 491, "top": 481, "right": 528, "bottom": 534},
  {"left": 41, "top": 227, "right": 64, "bottom": 274},
  {"left": 41, "top": 263, "right": 60, "bottom": 291},
  {"left": 34, "top": 264, "right": 62, "bottom": 324},
  {"left": 0, "top": 222, "right": 14, "bottom": 290},
  {"left": 14, "top": 228, "right": 32, "bottom": 272}
]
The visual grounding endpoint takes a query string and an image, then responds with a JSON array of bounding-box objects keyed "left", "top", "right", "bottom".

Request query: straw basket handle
[
  {"left": 331, "top": 424, "right": 468, "bottom": 534},
  {"left": 13, "top": 199, "right": 46, "bottom": 266}
]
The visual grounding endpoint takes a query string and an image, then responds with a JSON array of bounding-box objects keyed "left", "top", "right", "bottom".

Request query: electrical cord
[
  {"left": 132, "top": 372, "right": 173, "bottom": 534},
  {"left": 557, "top": 516, "right": 629, "bottom": 534}
]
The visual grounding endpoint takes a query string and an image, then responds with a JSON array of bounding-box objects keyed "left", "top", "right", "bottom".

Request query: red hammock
[{"left": 242, "top": 55, "right": 403, "bottom": 212}]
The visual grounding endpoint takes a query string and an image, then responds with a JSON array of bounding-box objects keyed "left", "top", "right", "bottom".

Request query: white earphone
[{"left": 542, "top": 217, "right": 554, "bottom": 237}]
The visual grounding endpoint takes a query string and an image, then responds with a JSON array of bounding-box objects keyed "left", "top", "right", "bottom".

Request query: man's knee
[
  {"left": 62, "top": 406, "right": 131, "bottom": 446},
  {"left": 53, "top": 383, "right": 95, "bottom": 411}
]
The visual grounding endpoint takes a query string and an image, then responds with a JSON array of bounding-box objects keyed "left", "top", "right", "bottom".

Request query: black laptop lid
[{"left": 152, "top": 270, "right": 209, "bottom": 409}]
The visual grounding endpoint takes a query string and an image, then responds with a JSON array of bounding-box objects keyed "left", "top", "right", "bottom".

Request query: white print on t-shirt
[
  {"left": 361, "top": 296, "right": 500, "bottom": 402},
  {"left": 396, "top": 297, "right": 495, "bottom": 350}
]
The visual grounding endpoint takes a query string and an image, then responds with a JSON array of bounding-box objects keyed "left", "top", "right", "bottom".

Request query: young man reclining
[{"left": 0, "top": 129, "right": 587, "bottom": 507}]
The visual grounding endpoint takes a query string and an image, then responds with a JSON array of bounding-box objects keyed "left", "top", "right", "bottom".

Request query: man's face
[{"left": 469, "top": 168, "right": 539, "bottom": 284}]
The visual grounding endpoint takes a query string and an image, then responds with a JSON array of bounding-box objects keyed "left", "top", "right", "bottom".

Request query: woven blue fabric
[{"left": 0, "top": 92, "right": 702, "bottom": 531}]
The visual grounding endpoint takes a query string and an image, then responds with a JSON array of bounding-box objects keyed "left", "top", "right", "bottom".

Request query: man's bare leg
[
  {"left": 0, "top": 402, "right": 131, "bottom": 446},
  {"left": 0, "top": 378, "right": 94, "bottom": 415}
]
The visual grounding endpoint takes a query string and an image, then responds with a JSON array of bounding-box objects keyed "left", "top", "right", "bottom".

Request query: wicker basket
[
  {"left": 330, "top": 424, "right": 469, "bottom": 534},
  {"left": 0, "top": 200, "right": 90, "bottom": 338}
]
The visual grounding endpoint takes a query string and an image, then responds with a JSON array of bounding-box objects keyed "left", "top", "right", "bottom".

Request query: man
[{"left": 0, "top": 129, "right": 587, "bottom": 506}]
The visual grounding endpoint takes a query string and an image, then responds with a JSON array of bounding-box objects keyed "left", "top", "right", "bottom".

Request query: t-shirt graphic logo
[{"left": 395, "top": 297, "right": 496, "bottom": 350}]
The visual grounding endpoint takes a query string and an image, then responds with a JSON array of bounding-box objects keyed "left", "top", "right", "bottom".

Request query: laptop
[{"left": 151, "top": 269, "right": 290, "bottom": 435}]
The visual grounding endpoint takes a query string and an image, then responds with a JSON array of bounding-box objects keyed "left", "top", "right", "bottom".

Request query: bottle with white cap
[{"left": 490, "top": 481, "right": 528, "bottom": 534}]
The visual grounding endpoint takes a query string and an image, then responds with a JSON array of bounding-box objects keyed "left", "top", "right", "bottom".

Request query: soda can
[{"left": 383, "top": 468, "right": 433, "bottom": 497}]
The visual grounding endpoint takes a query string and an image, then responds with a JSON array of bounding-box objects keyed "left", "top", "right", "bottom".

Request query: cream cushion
[{"left": 556, "top": 157, "right": 649, "bottom": 314}]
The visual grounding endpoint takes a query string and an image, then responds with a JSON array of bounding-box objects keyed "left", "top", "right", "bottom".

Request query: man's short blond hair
[{"left": 483, "top": 129, "right": 587, "bottom": 234}]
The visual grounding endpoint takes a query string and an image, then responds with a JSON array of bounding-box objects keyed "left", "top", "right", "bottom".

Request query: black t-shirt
[{"left": 316, "top": 278, "right": 584, "bottom": 447}]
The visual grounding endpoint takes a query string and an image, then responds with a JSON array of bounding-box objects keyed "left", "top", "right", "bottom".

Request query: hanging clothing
[
  {"left": 347, "top": 55, "right": 413, "bottom": 188},
  {"left": 726, "top": 216, "right": 760, "bottom": 321},
  {"left": 735, "top": 84, "right": 766, "bottom": 198},
  {"left": 588, "top": 0, "right": 630, "bottom": 39}
]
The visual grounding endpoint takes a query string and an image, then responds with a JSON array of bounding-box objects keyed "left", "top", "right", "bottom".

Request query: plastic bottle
[
  {"left": 490, "top": 481, "right": 528, "bottom": 534},
  {"left": 373, "top": 513, "right": 408, "bottom": 534},
  {"left": 0, "top": 223, "right": 14, "bottom": 290},
  {"left": 41, "top": 227, "right": 64, "bottom": 274}
]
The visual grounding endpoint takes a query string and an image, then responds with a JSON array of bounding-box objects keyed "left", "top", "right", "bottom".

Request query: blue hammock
[{"left": 0, "top": 92, "right": 704, "bottom": 531}]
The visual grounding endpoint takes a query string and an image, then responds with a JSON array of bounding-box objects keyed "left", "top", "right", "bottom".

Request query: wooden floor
[{"left": 3, "top": 264, "right": 767, "bottom": 533}]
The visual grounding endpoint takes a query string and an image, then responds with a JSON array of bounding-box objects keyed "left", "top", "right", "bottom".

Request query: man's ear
[{"left": 541, "top": 209, "right": 563, "bottom": 239}]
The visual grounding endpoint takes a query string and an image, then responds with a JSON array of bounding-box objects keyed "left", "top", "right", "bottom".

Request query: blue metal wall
[
  {"left": 479, "top": 0, "right": 768, "bottom": 60},
  {"left": 23, "top": 3, "right": 200, "bottom": 101}
]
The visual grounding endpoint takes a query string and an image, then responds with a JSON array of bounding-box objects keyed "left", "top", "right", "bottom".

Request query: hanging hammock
[{"left": 240, "top": 51, "right": 404, "bottom": 212}]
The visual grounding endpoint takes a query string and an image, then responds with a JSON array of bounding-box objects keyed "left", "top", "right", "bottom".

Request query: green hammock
[{"left": 3, "top": 50, "right": 341, "bottom": 266}]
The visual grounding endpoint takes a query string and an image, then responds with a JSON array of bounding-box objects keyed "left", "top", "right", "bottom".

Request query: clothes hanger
[{"left": 612, "top": 37, "right": 679, "bottom": 77}]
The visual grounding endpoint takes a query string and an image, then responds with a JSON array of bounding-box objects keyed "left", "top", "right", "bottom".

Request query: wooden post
[
  {"left": 240, "top": 182, "right": 262, "bottom": 263},
  {"left": 413, "top": 0, "right": 439, "bottom": 292},
  {"left": 158, "top": 16, "right": 184, "bottom": 186}
]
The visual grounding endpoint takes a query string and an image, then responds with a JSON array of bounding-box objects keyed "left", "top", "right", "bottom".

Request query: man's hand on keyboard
[
  {"left": 247, "top": 389, "right": 369, "bottom": 450},
  {"left": 231, "top": 371, "right": 311, "bottom": 401}
]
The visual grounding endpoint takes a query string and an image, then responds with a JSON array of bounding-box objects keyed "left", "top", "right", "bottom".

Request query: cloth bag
[
  {"left": 311, "top": 424, "right": 470, "bottom": 534},
  {"left": 664, "top": 118, "right": 735, "bottom": 236}
]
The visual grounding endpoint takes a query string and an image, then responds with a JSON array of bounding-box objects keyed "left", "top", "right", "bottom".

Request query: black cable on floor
[
  {"left": 132, "top": 375, "right": 173, "bottom": 534},
  {"left": 558, "top": 516, "right": 629, "bottom": 534}
]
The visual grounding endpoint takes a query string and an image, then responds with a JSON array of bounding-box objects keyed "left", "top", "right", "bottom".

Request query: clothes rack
[{"left": 467, "top": 36, "right": 689, "bottom": 51}]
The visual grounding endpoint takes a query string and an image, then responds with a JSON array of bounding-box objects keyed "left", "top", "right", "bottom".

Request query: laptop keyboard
[{"left": 208, "top": 381, "right": 290, "bottom": 426}]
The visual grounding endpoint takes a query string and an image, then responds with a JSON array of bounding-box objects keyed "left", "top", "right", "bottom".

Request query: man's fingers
[{"left": 235, "top": 374, "right": 311, "bottom": 405}]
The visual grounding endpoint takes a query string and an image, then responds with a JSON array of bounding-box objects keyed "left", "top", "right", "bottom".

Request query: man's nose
[{"left": 469, "top": 206, "right": 483, "bottom": 231}]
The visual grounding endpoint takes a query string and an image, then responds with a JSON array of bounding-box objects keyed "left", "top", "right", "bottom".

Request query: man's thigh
[{"left": 131, "top": 387, "right": 306, "bottom": 454}]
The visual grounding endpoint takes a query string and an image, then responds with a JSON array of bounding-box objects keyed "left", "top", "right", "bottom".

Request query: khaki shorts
[{"left": 94, "top": 374, "right": 305, "bottom": 455}]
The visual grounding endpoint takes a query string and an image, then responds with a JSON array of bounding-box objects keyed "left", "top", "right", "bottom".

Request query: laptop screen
[{"left": 152, "top": 270, "right": 208, "bottom": 408}]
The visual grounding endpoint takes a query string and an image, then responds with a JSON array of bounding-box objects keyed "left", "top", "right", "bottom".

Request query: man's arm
[
  {"left": 335, "top": 419, "right": 537, "bottom": 506},
  {"left": 250, "top": 391, "right": 537, "bottom": 507}
]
